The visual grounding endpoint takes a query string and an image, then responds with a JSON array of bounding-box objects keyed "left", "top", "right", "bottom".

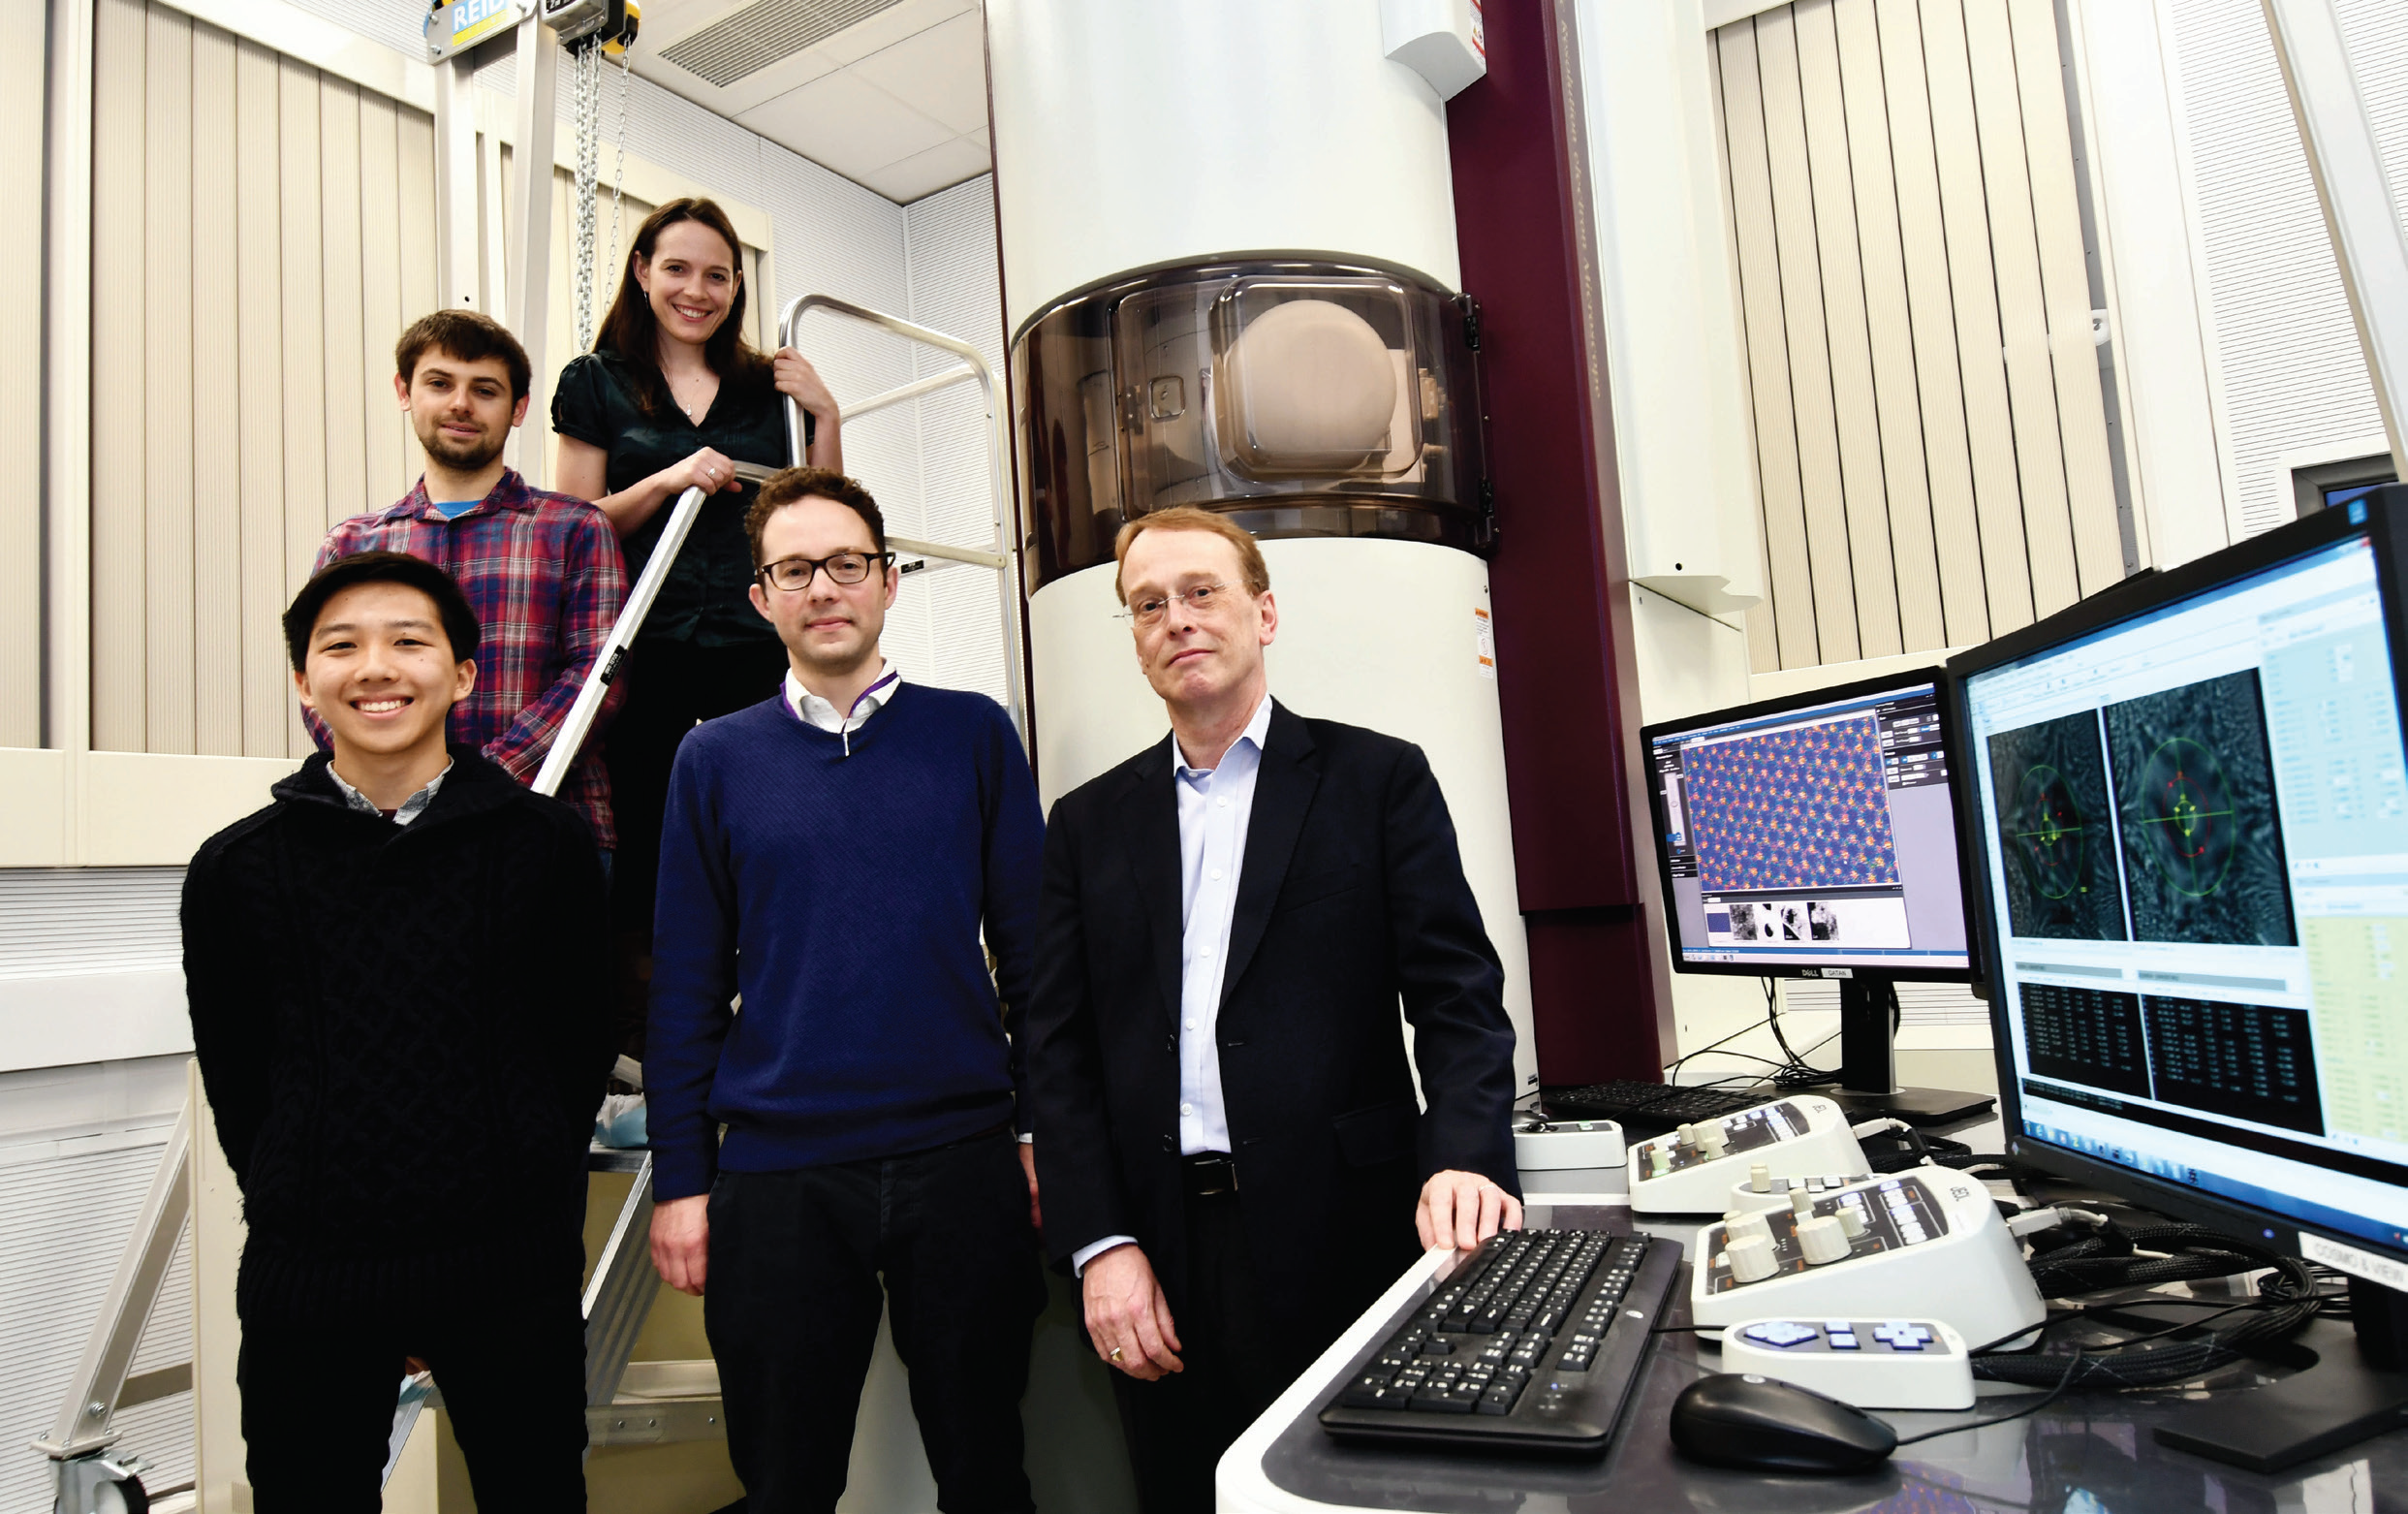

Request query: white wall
[
  {"left": 1575, "top": 0, "right": 1766, "bottom": 620},
  {"left": 899, "top": 174, "right": 1016, "bottom": 707}
]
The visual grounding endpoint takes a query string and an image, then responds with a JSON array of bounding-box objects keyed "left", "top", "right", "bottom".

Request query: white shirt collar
[
  {"left": 328, "top": 758, "right": 453, "bottom": 825},
  {"left": 785, "top": 661, "right": 902, "bottom": 739},
  {"left": 1171, "top": 692, "right": 1273, "bottom": 779}
]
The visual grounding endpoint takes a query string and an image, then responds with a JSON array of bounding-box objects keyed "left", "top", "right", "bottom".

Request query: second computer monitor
[{"left": 1644, "top": 675, "right": 1976, "bottom": 979}]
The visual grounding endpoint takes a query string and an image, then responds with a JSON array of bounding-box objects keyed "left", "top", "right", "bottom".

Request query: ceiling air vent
[{"left": 660, "top": 0, "right": 905, "bottom": 88}]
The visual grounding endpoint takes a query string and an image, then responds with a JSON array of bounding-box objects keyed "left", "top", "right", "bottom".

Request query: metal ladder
[{"left": 40, "top": 295, "right": 1025, "bottom": 1511}]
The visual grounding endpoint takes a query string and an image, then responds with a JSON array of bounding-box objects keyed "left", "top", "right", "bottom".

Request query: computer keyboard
[
  {"left": 1317, "top": 1228, "right": 1683, "bottom": 1453},
  {"left": 1541, "top": 1079, "right": 1771, "bottom": 1133}
]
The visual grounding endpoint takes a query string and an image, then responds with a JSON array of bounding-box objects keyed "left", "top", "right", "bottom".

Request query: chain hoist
[{"left": 547, "top": 0, "right": 639, "bottom": 352}]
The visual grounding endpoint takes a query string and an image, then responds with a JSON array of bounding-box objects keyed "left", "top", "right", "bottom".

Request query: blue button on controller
[{"left": 1743, "top": 1322, "right": 1820, "bottom": 1348}]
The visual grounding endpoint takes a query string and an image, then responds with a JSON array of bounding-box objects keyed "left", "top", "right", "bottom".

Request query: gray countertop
[{"left": 1227, "top": 1202, "right": 2408, "bottom": 1513}]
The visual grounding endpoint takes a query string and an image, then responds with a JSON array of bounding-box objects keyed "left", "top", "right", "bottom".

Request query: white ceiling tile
[
  {"left": 737, "top": 69, "right": 955, "bottom": 176},
  {"left": 816, "top": 0, "right": 975, "bottom": 66},
  {"left": 847, "top": 12, "right": 989, "bottom": 136},
  {"left": 969, "top": 124, "right": 988, "bottom": 149},
  {"left": 858, "top": 133, "right": 990, "bottom": 204}
]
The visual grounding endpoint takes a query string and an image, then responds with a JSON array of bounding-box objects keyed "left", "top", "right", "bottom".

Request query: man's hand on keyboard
[
  {"left": 650, "top": 1193, "right": 710, "bottom": 1296},
  {"left": 1081, "top": 1243, "right": 1184, "bottom": 1380},
  {"left": 1417, "top": 1170, "right": 1523, "bottom": 1252}
]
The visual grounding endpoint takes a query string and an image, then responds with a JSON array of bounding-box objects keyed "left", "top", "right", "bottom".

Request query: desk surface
[{"left": 1218, "top": 1201, "right": 2408, "bottom": 1513}]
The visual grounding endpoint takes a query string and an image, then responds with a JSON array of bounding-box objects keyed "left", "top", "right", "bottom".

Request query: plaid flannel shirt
[{"left": 307, "top": 469, "right": 629, "bottom": 846}]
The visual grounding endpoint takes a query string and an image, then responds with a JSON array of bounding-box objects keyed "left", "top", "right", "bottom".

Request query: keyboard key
[
  {"left": 1342, "top": 1373, "right": 1394, "bottom": 1407},
  {"left": 1478, "top": 1382, "right": 1520, "bottom": 1415}
]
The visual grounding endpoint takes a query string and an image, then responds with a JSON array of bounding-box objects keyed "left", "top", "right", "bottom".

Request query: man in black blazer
[{"left": 1026, "top": 506, "right": 1524, "bottom": 1512}]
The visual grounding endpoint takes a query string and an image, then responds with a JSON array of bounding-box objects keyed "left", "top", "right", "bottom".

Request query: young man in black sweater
[{"left": 183, "top": 552, "right": 612, "bottom": 1512}]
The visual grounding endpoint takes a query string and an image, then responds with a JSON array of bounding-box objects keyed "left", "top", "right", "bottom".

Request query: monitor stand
[
  {"left": 1824, "top": 975, "right": 1995, "bottom": 1127},
  {"left": 2152, "top": 1277, "right": 2408, "bottom": 1472}
]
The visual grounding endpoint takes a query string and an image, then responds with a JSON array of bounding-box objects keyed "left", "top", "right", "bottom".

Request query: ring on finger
[{"left": 1109, "top": 1345, "right": 1125, "bottom": 1362}]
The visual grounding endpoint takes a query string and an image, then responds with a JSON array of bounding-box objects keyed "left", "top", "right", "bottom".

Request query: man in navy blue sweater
[{"left": 644, "top": 467, "right": 1048, "bottom": 1514}]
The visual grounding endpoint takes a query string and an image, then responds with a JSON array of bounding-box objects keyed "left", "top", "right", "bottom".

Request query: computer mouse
[{"left": 1670, "top": 1372, "right": 1898, "bottom": 1474}]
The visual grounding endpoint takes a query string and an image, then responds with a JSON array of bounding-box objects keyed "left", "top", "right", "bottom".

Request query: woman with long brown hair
[{"left": 552, "top": 197, "right": 843, "bottom": 987}]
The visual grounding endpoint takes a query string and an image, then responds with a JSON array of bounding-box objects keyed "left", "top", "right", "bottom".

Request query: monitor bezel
[
  {"left": 1945, "top": 487, "right": 2408, "bottom": 1271},
  {"left": 1637, "top": 666, "right": 1983, "bottom": 985}
]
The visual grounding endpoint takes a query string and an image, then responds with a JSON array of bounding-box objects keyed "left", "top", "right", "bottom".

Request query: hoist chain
[
  {"left": 605, "top": 48, "right": 632, "bottom": 305},
  {"left": 571, "top": 42, "right": 605, "bottom": 354}
]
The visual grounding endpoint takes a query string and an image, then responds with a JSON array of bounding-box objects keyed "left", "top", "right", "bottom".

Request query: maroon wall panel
[{"left": 1450, "top": 0, "right": 1670, "bottom": 1084}]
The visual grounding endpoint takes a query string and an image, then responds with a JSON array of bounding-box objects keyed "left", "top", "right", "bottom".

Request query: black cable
[
  {"left": 1661, "top": 1013, "right": 1790, "bottom": 1082},
  {"left": 1972, "top": 1222, "right": 2324, "bottom": 1389},
  {"left": 1893, "top": 1348, "right": 2085, "bottom": 1447},
  {"left": 1766, "top": 977, "right": 1805, "bottom": 1067}
]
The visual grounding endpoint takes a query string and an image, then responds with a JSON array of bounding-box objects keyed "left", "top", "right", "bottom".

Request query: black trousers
[
  {"left": 236, "top": 1289, "right": 587, "bottom": 1512},
  {"left": 605, "top": 636, "right": 789, "bottom": 935},
  {"left": 1108, "top": 1190, "right": 1322, "bottom": 1514},
  {"left": 704, "top": 1129, "right": 1047, "bottom": 1514}
]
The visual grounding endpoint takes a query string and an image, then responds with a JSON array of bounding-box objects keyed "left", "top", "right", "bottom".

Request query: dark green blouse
[{"left": 550, "top": 350, "right": 815, "bottom": 647}]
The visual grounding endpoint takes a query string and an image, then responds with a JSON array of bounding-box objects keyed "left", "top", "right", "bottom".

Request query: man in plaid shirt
[{"left": 311, "top": 310, "right": 628, "bottom": 852}]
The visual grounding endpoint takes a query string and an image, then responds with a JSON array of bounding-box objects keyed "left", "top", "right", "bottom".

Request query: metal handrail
[
  {"left": 780, "top": 293, "right": 1029, "bottom": 750},
  {"left": 529, "top": 483, "right": 711, "bottom": 798}
]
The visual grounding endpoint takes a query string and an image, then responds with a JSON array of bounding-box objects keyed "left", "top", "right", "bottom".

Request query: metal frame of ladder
[
  {"left": 777, "top": 291, "right": 1030, "bottom": 747},
  {"left": 42, "top": 295, "right": 1025, "bottom": 1507}
]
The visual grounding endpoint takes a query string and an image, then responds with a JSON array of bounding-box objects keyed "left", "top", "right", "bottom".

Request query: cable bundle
[{"left": 1973, "top": 1218, "right": 2327, "bottom": 1390}]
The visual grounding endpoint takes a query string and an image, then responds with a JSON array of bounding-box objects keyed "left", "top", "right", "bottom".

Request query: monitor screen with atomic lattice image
[{"left": 1645, "top": 678, "right": 1974, "bottom": 975}]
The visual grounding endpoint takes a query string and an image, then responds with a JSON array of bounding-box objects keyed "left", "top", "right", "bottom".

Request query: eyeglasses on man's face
[
  {"left": 756, "top": 551, "right": 895, "bottom": 592},
  {"left": 1118, "top": 581, "right": 1237, "bottom": 628}
]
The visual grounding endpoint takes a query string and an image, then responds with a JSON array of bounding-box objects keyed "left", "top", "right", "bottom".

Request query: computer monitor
[
  {"left": 1951, "top": 487, "right": 2408, "bottom": 1467},
  {"left": 1641, "top": 674, "right": 1992, "bottom": 1124}
]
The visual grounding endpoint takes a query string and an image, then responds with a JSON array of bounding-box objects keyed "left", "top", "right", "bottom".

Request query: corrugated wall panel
[
  {"left": 396, "top": 106, "right": 438, "bottom": 484},
  {"left": 88, "top": 7, "right": 442, "bottom": 755},
  {"left": 2008, "top": 0, "right": 2122, "bottom": 596},
  {"left": 235, "top": 40, "right": 288, "bottom": 757},
  {"left": 358, "top": 90, "right": 409, "bottom": 502},
  {"left": 1709, "top": 49, "right": 1787, "bottom": 675},
  {"left": 319, "top": 79, "right": 370, "bottom": 534},
  {"left": 1714, "top": 0, "right": 2127, "bottom": 669},
  {"left": 1836, "top": 0, "right": 1946, "bottom": 654},
  {"left": 0, "top": 868, "right": 185, "bottom": 979},
  {"left": 1718, "top": 25, "right": 1822, "bottom": 668},
  {"left": 1963, "top": 0, "right": 2081, "bottom": 618},
  {"left": 189, "top": 21, "right": 242, "bottom": 758},
  {"left": 1759, "top": 8, "right": 1863, "bottom": 664},
  {"left": 279, "top": 57, "right": 328, "bottom": 757},
  {"left": 1921, "top": 0, "right": 2038, "bottom": 633},
  {"left": 91, "top": 0, "right": 148, "bottom": 754},
  {"left": 1798, "top": 0, "right": 1901, "bottom": 659},
  {"left": 0, "top": 0, "right": 42, "bottom": 745},
  {"left": 144, "top": 5, "right": 197, "bottom": 756},
  {"left": 1879, "top": 0, "right": 1989, "bottom": 647}
]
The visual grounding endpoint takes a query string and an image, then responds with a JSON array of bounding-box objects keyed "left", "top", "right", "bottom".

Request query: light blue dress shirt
[{"left": 1072, "top": 692, "right": 1273, "bottom": 1276}]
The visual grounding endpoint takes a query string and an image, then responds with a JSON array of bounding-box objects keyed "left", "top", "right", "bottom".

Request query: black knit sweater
[{"left": 183, "top": 749, "right": 612, "bottom": 1321}]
